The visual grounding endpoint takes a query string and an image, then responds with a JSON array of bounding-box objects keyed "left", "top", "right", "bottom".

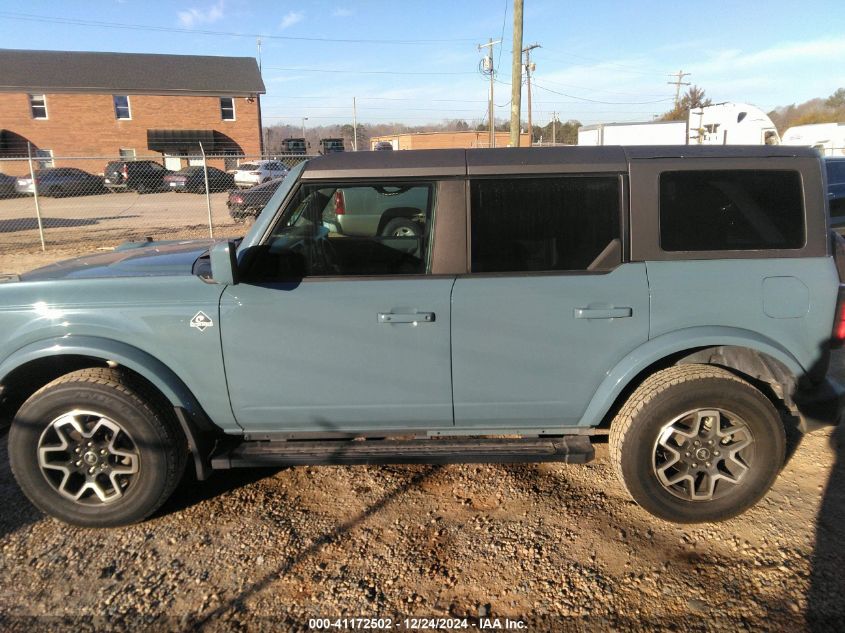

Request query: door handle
[
  {"left": 378, "top": 312, "right": 435, "bottom": 324},
  {"left": 574, "top": 307, "right": 633, "bottom": 319}
]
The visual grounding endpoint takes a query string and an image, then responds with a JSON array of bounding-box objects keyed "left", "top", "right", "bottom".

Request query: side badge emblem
[{"left": 190, "top": 311, "right": 214, "bottom": 332}]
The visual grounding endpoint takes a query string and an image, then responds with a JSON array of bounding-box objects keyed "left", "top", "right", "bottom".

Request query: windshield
[
  {"left": 238, "top": 163, "right": 258, "bottom": 171},
  {"left": 239, "top": 160, "right": 307, "bottom": 253}
]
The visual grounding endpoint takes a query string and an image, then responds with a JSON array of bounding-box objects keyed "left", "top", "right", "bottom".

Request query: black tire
[
  {"left": 8, "top": 368, "right": 186, "bottom": 527},
  {"left": 135, "top": 182, "right": 148, "bottom": 194},
  {"left": 609, "top": 364, "right": 785, "bottom": 523},
  {"left": 381, "top": 217, "right": 421, "bottom": 238}
]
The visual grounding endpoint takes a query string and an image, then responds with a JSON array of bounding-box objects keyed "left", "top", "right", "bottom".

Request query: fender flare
[
  {"left": 0, "top": 335, "right": 204, "bottom": 418},
  {"left": 577, "top": 326, "right": 806, "bottom": 428}
]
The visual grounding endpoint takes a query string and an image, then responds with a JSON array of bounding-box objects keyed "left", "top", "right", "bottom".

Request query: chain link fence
[{"left": 0, "top": 153, "right": 314, "bottom": 274}]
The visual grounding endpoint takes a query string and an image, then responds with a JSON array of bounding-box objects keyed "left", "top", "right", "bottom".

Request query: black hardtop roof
[{"left": 301, "top": 145, "right": 820, "bottom": 179}]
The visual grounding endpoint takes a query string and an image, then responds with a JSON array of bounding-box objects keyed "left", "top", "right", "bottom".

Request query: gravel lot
[
  {"left": 0, "top": 355, "right": 843, "bottom": 631},
  {"left": 0, "top": 190, "right": 242, "bottom": 275},
  {"left": 1, "top": 240, "right": 844, "bottom": 631}
]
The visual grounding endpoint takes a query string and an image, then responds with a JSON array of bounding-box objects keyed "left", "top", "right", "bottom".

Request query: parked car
[
  {"left": 319, "top": 138, "right": 345, "bottom": 154},
  {"left": 0, "top": 173, "right": 17, "bottom": 198},
  {"left": 321, "top": 185, "right": 428, "bottom": 237},
  {"left": 103, "top": 160, "right": 171, "bottom": 193},
  {"left": 826, "top": 156, "right": 845, "bottom": 222},
  {"left": 15, "top": 167, "right": 105, "bottom": 197},
  {"left": 232, "top": 160, "right": 288, "bottom": 189},
  {"left": 227, "top": 178, "right": 283, "bottom": 221},
  {"left": 163, "top": 166, "right": 235, "bottom": 193},
  {"left": 373, "top": 141, "right": 394, "bottom": 151},
  {"left": 2, "top": 146, "right": 843, "bottom": 527}
]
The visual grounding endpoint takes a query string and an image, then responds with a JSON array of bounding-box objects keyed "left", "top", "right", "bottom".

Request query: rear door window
[
  {"left": 469, "top": 176, "right": 621, "bottom": 273},
  {"left": 659, "top": 170, "right": 804, "bottom": 251}
]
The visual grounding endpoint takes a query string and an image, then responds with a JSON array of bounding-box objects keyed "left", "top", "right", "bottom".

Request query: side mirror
[{"left": 210, "top": 240, "right": 239, "bottom": 285}]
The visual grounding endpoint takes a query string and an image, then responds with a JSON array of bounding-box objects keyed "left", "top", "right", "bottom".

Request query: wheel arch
[
  {"left": 582, "top": 327, "right": 806, "bottom": 431},
  {"left": 376, "top": 207, "right": 424, "bottom": 235},
  {"left": 0, "top": 337, "right": 220, "bottom": 479}
]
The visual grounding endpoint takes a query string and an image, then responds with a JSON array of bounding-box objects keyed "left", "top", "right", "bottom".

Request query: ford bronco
[{"left": 1, "top": 146, "right": 842, "bottom": 527}]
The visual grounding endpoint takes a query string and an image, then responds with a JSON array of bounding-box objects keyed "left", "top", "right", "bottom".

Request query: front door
[{"left": 220, "top": 180, "right": 455, "bottom": 433}]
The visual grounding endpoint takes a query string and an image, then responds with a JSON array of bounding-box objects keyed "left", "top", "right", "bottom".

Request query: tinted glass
[
  {"left": 470, "top": 177, "right": 621, "bottom": 273},
  {"left": 826, "top": 160, "right": 845, "bottom": 184},
  {"left": 660, "top": 170, "right": 804, "bottom": 251},
  {"left": 239, "top": 163, "right": 258, "bottom": 171},
  {"left": 250, "top": 183, "right": 433, "bottom": 279}
]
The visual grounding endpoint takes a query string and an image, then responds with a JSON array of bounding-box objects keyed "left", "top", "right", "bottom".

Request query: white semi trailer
[
  {"left": 578, "top": 102, "right": 780, "bottom": 146},
  {"left": 781, "top": 123, "right": 845, "bottom": 156}
]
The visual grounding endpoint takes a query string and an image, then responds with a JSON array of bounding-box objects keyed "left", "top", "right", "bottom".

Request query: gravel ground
[
  {"left": 0, "top": 240, "right": 843, "bottom": 631},
  {"left": 0, "top": 370, "right": 843, "bottom": 631}
]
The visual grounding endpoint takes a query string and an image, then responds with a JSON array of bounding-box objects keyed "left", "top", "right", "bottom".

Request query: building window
[
  {"left": 35, "top": 148, "right": 53, "bottom": 168},
  {"left": 29, "top": 94, "right": 47, "bottom": 119},
  {"left": 220, "top": 97, "right": 235, "bottom": 121},
  {"left": 113, "top": 95, "right": 131, "bottom": 119},
  {"left": 119, "top": 148, "right": 136, "bottom": 159}
]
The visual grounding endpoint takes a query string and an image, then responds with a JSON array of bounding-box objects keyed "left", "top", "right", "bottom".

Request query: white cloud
[
  {"left": 178, "top": 0, "right": 225, "bottom": 27},
  {"left": 694, "top": 37, "right": 845, "bottom": 75},
  {"left": 332, "top": 7, "right": 353, "bottom": 17},
  {"left": 280, "top": 10, "right": 305, "bottom": 30}
]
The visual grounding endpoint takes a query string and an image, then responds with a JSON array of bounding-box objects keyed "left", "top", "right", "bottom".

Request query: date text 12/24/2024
[{"left": 308, "top": 618, "right": 528, "bottom": 630}]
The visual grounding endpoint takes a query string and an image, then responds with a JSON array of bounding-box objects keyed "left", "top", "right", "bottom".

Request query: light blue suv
[{"left": 1, "top": 146, "right": 842, "bottom": 526}]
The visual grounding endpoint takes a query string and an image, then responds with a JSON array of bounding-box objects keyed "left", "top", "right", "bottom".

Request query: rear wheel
[
  {"left": 609, "top": 364, "right": 785, "bottom": 523},
  {"left": 381, "top": 217, "right": 421, "bottom": 238},
  {"left": 9, "top": 368, "right": 186, "bottom": 527}
]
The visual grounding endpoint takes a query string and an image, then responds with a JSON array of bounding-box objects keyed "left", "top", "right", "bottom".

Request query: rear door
[{"left": 451, "top": 173, "right": 650, "bottom": 429}]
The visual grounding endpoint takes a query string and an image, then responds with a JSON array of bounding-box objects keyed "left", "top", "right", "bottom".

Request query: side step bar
[{"left": 211, "top": 436, "right": 595, "bottom": 469}]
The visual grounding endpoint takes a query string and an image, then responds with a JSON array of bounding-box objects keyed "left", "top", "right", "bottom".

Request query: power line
[
  {"left": 0, "top": 11, "right": 481, "bottom": 45},
  {"left": 668, "top": 69, "right": 692, "bottom": 106},
  {"left": 264, "top": 66, "right": 476, "bottom": 76},
  {"left": 530, "top": 81, "right": 675, "bottom": 105},
  {"left": 534, "top": 50, "right": 666, "bottom": 76}
]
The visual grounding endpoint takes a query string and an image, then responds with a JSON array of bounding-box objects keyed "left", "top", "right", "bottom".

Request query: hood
[{"left": 19, "top": 240, "right": 214, "bottom": 282}]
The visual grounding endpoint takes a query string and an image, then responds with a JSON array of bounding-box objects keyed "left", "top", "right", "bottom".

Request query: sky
[{"left": 0, "top": 0, "right": 844, "bottom": 131}]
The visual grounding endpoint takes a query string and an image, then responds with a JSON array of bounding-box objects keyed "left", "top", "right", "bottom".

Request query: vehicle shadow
[
  {"left": 154, "top": 466, "right": 283, "bottom": 518},
  {"left": 0, "top": 426, "right": 42, "bottom": 540},
  {"left": 0, "top": 216, "right": 140, "bottom": 233},
  {"left": 806, "top": 422, "right": 845, "bottom": 630},
  {"left": 188, "top": 465, "right": 443, "bottom": 630}
]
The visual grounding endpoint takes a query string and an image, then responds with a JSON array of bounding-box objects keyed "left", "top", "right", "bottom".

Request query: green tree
[
  {"left": 826, "top": 88, "right": 845, "bottom": 109},
  {"left": 660, "top": 86, "right": 712, "bottom": 121}
]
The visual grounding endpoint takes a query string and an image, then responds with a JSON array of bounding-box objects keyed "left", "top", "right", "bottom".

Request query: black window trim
[
  {"left": 465, "top": 172, "right": 628, "bottom": 277},
  {"left": 628, "top": 156, "right": 827, "bottom": 261},
  {"left": 241, "top": 177, "right": 440, "bottom": 282}
]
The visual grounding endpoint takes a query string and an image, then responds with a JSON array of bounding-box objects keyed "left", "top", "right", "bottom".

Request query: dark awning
[{"left": 147, "top": 129, "right": 215, "bottom": 153}]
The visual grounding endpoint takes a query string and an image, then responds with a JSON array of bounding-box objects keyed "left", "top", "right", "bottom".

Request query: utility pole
[
  {"left": 478, "top": 38, "right": 500, "bottom": 147},
  {"left": 523, "top": 43, "right": 540, "bottom": 146},
  {"left": 509, "top": 0, "right": 523, "bottom": 147},
  {"left": 668, "top": 69, "right": 691, "bottom": 106},
  {"left": 256, "top": 37, "right": 262, "bottom": 74},
  {"left": 551, "top": 111, "right": 557, "bottom": 145},
  {"left": 352, "top": 97, "right": 358, "bottom": 151}
]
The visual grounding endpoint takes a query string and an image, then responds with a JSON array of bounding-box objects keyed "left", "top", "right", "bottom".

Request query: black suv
[{"left": 103, "top": 160, "right": 171, "bottom": 193}]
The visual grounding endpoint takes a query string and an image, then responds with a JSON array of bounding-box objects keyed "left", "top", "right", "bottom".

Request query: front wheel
[
  {"left": 9, "top": 368, "right": 186, "bottom": 527},
  {"left": 609, "top": 364, "right": 785, "bottom": 523}
]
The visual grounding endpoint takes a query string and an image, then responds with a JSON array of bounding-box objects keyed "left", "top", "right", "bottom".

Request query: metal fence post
[
  {"left": 26, "top": 143, "right": 46, "bottom": 251},
  {"left": 199, "top": 142, "right": 214, "bottom": 239}
]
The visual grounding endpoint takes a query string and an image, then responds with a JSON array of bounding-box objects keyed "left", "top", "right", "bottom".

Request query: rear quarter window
[{"left": 659, "top": 170, "right": 805, "bottom": 251}]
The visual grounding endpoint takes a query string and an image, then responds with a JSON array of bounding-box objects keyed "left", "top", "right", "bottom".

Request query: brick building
[
  {"left": 0, "top": 49, "right": 265, "bottom": 174},
  {"left": 369, "top": 130, "right": 531, "bottom": 150}
]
